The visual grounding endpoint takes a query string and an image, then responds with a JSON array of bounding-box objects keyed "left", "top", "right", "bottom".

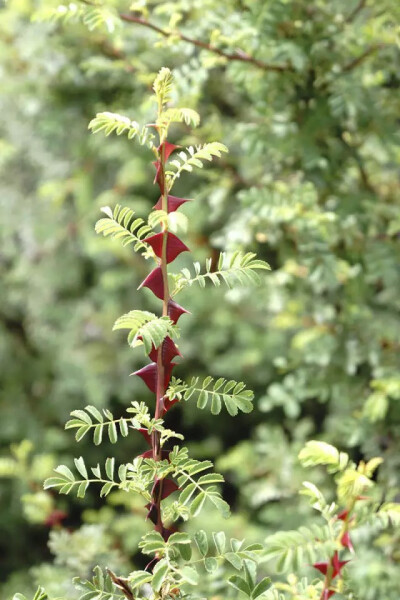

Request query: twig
[
  {"left": 119, "top": 13, "right": 291, "bottom": 73},
  {"left": 97, "top": 41, "right": 136, "bottom": 73},
  {"left": 345, "top": 0, "right": 367, "bottom": 23},
  {"left": 342, "top": 43, "right": 385, "bottom": 72}
]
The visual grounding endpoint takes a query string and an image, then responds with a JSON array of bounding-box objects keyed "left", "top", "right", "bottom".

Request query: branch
[
  {"left": 119, "top": 13, "right": 291, "bottom": 73},
  {"left": 345, "top": 0, "right": 367, "bottom": 23},
  {"left": 342, "top": 43, "right": 386, "bottom": 72},
  {"left": 97, "top": 40, "right": 136, "bottom": 73}
]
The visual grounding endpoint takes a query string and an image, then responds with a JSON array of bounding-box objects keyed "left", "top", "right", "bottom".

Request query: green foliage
[
  {"left": 89, "top": 113, "right": 155, "bottom": 147},
  {"left": 65, "top": 405, "right": 131, "bottom": 445},
  {"left": 73, "top": 566, "right": 120, "bottom": 600},
  {"left": 172, "top": 252, "right": 270, "bottom": 295},
  {"left": 166, "top": 142, "right": 228, "bottom": 185},
  {"left": 229, "top": 563, "right": 271, "bottom": 600},
  {"left": 112, "top": 310, "right": 178, "bottom": 353},
  {"left": 64, "top": 401, "right": 183, "bottom": 447},
  {"left": 168, "top": 446, "right": 230, "bottom": 520},
  {"left": 166, "top": 375, "right": 254, "bottom": 416},
  {"left": 2, "top": 0, "right": 400, "bottom": 598},
  {"left": 363, "top": 377, "right": 400, "bottom": 422},
  {"left": 263, "top": 525, "right": 336, "bottom": 573},
  {"left": 33, "top": 3, "right": 120, "bottom": 33},
  {"left": 13, "top": 588, "right": 47, "bottom": 600},
  {"left": 95, "top": 205, "right": 153, "bottom": 255},
  {"left": 44, "top": 443, "right": 229, "bottom": 523},
  {"left": 44, "top": 457, "right": 121, "bottom": 499},
  {"left": 158, "top": 107, "right": 201, "bottom": 129},
  {"left": 298, "top": 442, "right": 350, "bottom": 474},
  {"left": 153, "top": 67, "right": 174, "bottom": 111}
]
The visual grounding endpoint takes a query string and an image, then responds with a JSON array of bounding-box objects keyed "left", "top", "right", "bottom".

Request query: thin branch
[
  {"left": 119, "top": 13, "right": 291, "bottom": 73},
  {"left": 342, "top": 43, "right": 386, "bottom": 72},
  {"left": 345, "top": 0, "right": 367, "bottom": 23},
  {"left": 97, "top": 40, "right": 137, "bottom": 73}
]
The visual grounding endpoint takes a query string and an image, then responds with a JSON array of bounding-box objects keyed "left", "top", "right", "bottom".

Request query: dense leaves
[{"left": 1, "top": 0, "right": 400, "bottom": 599}]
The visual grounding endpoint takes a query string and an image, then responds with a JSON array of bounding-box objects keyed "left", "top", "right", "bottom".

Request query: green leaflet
[
  {"left": 158, "top": 107, "right": 200, "bottom": 129},
  {"left": 153, "top": 67, "right": 174, "bottom": 109},
  {"left": 171, "top": 251, "right": 270, "bottom": 295},
  {"left": 73, "top": 566, "right": 118, "bottom": 600},
  {"left": 151, "top": 559, "right": 169, "bottom": 592},
  {"left": 113, "top": 310, "right": 178, "bottom": 354},
  {"left": 33, "top": 4, "right": 120, "bottom": 34},
  {"left": 298, "top": 441, "right": 350, "bottom": 473},
  {"left": 44, "top": 458, "right": 121, "bottom": 499},
  {"left": 128, "top": 570, "right": 153, "bottom": 589},
  {"left": 166, "top": 375, "right": 254, "bottom": 416},
  {"left": 13, "top": 588, "right": 48, "bottom": 600},
  {"left": 65, "top": 402, "right": 148, "bottom": 445},
  {"left": 165, "top": 142, "right": 228, "bottom": 185},
  {"left": 161, "top": 446, "right": 231, "bottom": 519},
  {"left": 95, "top": 204, "right": 153, "bottom": 255},
  {"left": 89, "top": 113, "right": 155, "bottom": 147},
  {"left": 263, "top": 524, "right": 336, "bottom": 573}
]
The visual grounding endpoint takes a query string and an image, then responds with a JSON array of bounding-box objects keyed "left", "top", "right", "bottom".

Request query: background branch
[{"left": 119, "top": 13, "right": 291, "bottom": 73}]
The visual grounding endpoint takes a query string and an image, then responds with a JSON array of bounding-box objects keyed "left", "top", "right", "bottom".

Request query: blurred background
[{"left": 0, "top": 1, "right": 399, "bottom": 598}]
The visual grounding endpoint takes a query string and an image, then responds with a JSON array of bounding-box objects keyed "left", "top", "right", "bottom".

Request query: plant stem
[
  {"left": 152, "top": 134, "right": 170, "bottom": 536},
  {"left": 119, "top": 13, "right": 291, "bottom": 73}
]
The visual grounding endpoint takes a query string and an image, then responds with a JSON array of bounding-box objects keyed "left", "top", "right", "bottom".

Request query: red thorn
[
  {"left": 168, "top": 299, "right": 190, "bottom": 324},
  {"left": 313, "top": 561, "right": 329, "bottom": 576},
  {"left": 158, "top": 141, "right": 179, "bottom": 161},
  {"left": 139, "top": 266, "right": 164, "bottom": 299},
  {"left": 161, "top": 396, "right": 180, "bottom": 416},
  {"left": 44, "top": 509, "right": 67, "bottom": 528},
  {"left": 161, "top": 527, "right": 177, "bottom": 541},
  {"left": 149, "top": 336, "right": 182, "bottom": 364},
  {"left": 313, "top": 553, "right": 349, "bottom": 580},
  {"left": 133, "top": 363, "right": 158, "bottom": 393},
  {"left": 145, "top": 502, "right": 158, "bottom": 525},
  {"left": 138, "top": 427, "right": 152, "bottom": 446},
  {"left": 340, "top": 531, "right": 354, "bottom": 553},
  {"left": 160, "top": 479, "right": 179, "bottom": 499},
  {"left": 152, "top": 160, "right": 164, "bottom": 195},
  {"left": 144, "top": 232, "right": 189, "bottom": 264},
  {"left": 133, "top": 362, "right": 176, "bottom": 393},
  {"left": 153, "top": 478, "right": 179, "bottom": 500},
  {"left": 331, "top": 552, "right": 350, "bottom": 578},
  {"left": 141, "top": 449, "right": 170, "bottom": 460},
  {"left": 153, "top": 195, "right": 191, "bottom": 213},
  {"left": 337, "top": 510, "right": 349, "bottom": 521}
]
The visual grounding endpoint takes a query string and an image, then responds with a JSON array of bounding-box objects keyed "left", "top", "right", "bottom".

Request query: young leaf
[
  {"left": 166, "top": 376, "right": 254, "bottom": 416},
  {"left": 180, "top": 566, "right": 199, "bottom": 585},
  {"left": 113, "top": 310, "right": 178, "bottom": 354},
  {"left": 194, "top": 530, "right": 209, "bottom": 556},
  {"left": 229, "top": 576, "right": 251, "bottom": 597},
  {"left": 299, "top": 441, "right": 349, "bottom": 473},
  {"left": 128, "top": 570, "right": 153, "bottom": 589},
  {"left": 171, "top": 252, "right": 270, "bottom": 295},
  {"left": 252, "top": 578, "right": 272, "bottom": 599},
  {"left": 151, "top": 559, "right": 169, "bottom": 592},
  {"left": 89, "top": 113, "right": 155, "bottom": 147},
  {"left": 95, "top": 204, "right": 153, "bottom": 255},
  {"left": 213, "top": 531, "right": 226, "bottom": 554}
]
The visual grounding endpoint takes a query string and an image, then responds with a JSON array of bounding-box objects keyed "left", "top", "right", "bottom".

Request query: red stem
[{"left": 152, "top": 141, "right": 169, "bottom": 536}]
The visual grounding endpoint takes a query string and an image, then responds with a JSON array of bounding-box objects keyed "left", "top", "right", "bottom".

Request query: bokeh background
[{"left": 1, "top": 1, "right": 399, "bottom": 598}]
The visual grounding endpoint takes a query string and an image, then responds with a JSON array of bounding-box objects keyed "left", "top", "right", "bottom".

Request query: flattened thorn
[{"left": 107, "top": 568, "right": 134, "bottom": 600}]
